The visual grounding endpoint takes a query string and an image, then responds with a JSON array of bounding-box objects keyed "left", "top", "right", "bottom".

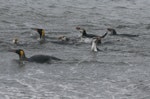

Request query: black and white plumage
[
  {"left": 76, "top": 26, "right": 107, "bottom": 43},
  {"left": 91, "top": 37, "right": 101, "bottom": 52}
]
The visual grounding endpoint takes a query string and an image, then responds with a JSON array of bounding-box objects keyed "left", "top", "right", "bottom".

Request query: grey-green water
[{"left": 0, "top": 0, "right": 150, "bottom": 98}]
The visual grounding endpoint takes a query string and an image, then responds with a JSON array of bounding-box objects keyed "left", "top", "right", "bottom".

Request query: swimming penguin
[
  {"left": 12, "top": 38, "right": 19, "bottom": 45},
  {"left": 12, "top": 38, "right": 26, "bottom": 46},
  {"left": 50, "top": 35, "right": 70, "bottom": 45},
  {"left": 107, "top": 28, "right": 139, "bottom": 37},
  {"left": 91, "top": 37, "right": 101, "bottom": 52},
  {"left": 76, "top": 26, "right": 99, "bottom": 38},
  {"left": 50, "top": 35, "right": 80, "bottom": 45},
  {"left": 9, "top": 49, "right": 61, "bottom": 63},
  {"left": 76, "top": 26, "right": 107, "bottom": 43},
  {"left": 58, "top": 35, "right": 70, "bottom": 41},
  {"left": 59, "top": 35, "right": 82, "bottom": 44},
  {"left": 31, "top": 28, "right": 46, "bottom": 43}
]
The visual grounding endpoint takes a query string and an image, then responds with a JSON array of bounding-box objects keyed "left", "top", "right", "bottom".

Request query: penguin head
[
  {"left": 76, "top": 26, "right": 86, "bottom": 34},
  {"left": 12, "top": 38, "right": 19, "bottom": 44},
  {"left": 15, "top": 49, "right": 26, "bottom": 59},
  {"left": 9, "top": 49, "right": 26, "bottom": 60},
  {"left": 107, "top": 28, "right": 117, "bottom": 35},
  {"left": 32, "top": 28, "right": 45, "bottom": 39},
  {"left": 58, "top": 35, "right": 69, "bottom": 41}
]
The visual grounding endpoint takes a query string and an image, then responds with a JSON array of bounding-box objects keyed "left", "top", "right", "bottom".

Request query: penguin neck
[
  {"left": 40, "top": 34, "right": 45, "bottom": 39},
  {"left": 111, "top": 29, "right": 117, "bottom": 35},
  {"left": 38, "top": 29, "right": 45, "bottom": 40},
  {"left": 82, "top": 30, "right": 87, "bottom": 37},
  {"left": 41, "top": 36, "right": 45, "bottom": 41},
  {"left": 37, "top": 37, "right": 45, "bottom": 44},
  {"left": 19, "top": 54, "right": 28, "bottom": 61}
]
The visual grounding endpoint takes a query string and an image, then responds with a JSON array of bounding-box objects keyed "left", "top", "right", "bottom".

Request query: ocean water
[{"left": 0, "top": 0, "right": 150, "bottom": 99}]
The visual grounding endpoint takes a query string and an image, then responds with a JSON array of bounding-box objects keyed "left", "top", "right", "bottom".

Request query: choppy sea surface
[{"left": 0, "top": 0, "right": 150, "bottom": 99}]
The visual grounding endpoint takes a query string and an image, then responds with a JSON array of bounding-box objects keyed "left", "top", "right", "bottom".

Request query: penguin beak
[
  {"left": 8, "top": 49, "right": 16, "bottom": 53},
  {"left": 31, "top": 28, "right": 38, "bottom": 31}
]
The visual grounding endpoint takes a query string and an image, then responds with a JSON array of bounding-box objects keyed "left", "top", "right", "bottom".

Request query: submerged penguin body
[{"left": 9, "top": 49, "right": 61, "bottom": 64}]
